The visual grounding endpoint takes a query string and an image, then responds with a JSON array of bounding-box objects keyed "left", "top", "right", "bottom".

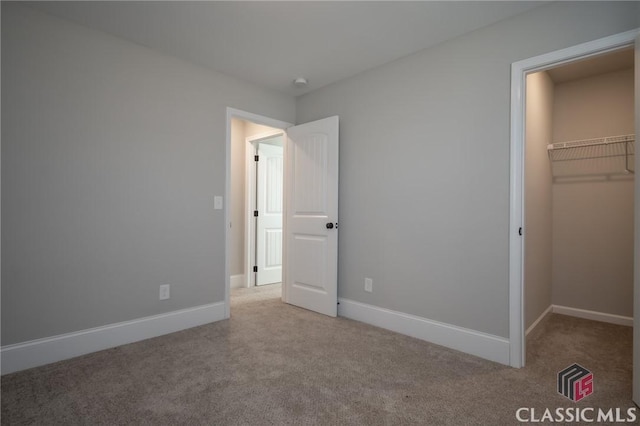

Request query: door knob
[{"left": 326, "top": 222, "right": 334, "bottom": 229}]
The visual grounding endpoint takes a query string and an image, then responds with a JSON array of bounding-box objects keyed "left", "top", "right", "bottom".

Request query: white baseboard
[
  {"left": 552, "top": 305, "right": 633, "bottom": 327},
  {"left": 1, "top": 302, "right": 226, "bottom": 375},
  {"left": 230, "top": 274, "right": 246, "bottom": 289},
  {"left": 526, "top": 305, "right": 553, "bottom": 336},
  {"left": 338, "top": 298, "right": 510, "bottom": 365}
]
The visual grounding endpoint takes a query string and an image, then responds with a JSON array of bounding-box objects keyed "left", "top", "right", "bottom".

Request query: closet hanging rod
[
  {"left": 550, "top": 152, "right": 630, "bottom": 163},
  {"left": 547, "top": 134, "right": 634, "bottom": 151}
]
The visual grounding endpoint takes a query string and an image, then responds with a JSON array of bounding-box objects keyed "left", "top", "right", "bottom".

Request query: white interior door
[
  {"left": 284, "top": 116, "right": 339, "bottom": 317},
  {"left": 256, "top": 141, "right": 283, "bottom": 286}
]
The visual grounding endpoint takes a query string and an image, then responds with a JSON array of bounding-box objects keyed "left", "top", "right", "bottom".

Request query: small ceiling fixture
[{"left": 293, "top": 77, "right": 308, "bottom": 88}]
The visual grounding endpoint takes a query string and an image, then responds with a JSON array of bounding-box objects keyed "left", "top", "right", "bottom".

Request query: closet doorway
[
  {"left": 521, "top": 44, "right": 635, "bottom": 382},
  {"left": 509, "top": 31, "right": 639, "bottom": 372},
  {"left": 525, "top": 48, "right": 635, "bottom": 338}
]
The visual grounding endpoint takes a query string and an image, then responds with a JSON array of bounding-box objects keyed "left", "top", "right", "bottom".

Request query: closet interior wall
[
  {"left": 525, "top": 72, "right": 554, "bottom": 330},
  {"left": 551, "top": 67, "right": 635, "bottom": 317}
]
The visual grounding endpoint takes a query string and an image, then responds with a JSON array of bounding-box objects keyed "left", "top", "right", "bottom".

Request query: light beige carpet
[{"left": 1, "top": 284, "right": 635, "bottom": 425}]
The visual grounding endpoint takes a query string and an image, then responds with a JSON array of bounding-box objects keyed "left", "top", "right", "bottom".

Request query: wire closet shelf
[{"left": 547, "top": 134, "right": 635, "bottom": 175}]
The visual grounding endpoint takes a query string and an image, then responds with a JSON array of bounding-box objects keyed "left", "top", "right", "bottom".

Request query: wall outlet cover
[
  {"left": 365, "top": 278, "right": 373, "bottom": 293},
  {"left": 159, "top": 284, "right": 170, "bottom": 300}
]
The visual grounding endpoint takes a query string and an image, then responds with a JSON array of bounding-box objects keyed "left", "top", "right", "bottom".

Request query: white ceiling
[
  {"left": 28, "top": 1, "right": 545, "bottom": 97},
  {"left": 546, "top": 48, "right": 635, "bottom": 84}
]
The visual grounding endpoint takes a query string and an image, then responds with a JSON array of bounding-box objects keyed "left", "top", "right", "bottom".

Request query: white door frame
[
  {"left": 509, "top": 29, "right": 639, "bottom": 368},
  {"left": 245, "top": 131, "right": 285, "bottom": 288},
  {"left": 635, "top": 32, "right": 640, "bottom": 407},
  {"left": 225, "top": 108, "right": 293, "bottom": 318}
]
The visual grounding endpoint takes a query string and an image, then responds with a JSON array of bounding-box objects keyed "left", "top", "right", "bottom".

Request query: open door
[
  {"left": 633, "top": 33, "right": 639, "bottom": 408},
  {"left": 284, "top": 116, "right": 339, "bottom": 317},
  {"left": 255, "top": 140, "right": 284, "bottom": 286}
]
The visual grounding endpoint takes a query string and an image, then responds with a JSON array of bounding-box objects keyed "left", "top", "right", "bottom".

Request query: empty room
[{"left": 2, "top": 1, "right": 639, "bottom": 424}]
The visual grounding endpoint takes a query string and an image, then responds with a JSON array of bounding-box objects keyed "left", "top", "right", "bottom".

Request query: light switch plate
[{"left": 214, "top": 196, "right": 223, "bottom": 210}]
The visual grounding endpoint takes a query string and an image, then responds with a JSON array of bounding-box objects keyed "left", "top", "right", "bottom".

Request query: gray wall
[
  {"left": 524, "top": 71, "right": 554, "bottom": 330},
  {"left": 551, "top": 68, "right": 635, "bottom": 317},
  {"left": 1, "top": 4, "right": 295, "bottom": 345},
  {"left": 296, "top": 1, "right": 638, "bottom": 337}
]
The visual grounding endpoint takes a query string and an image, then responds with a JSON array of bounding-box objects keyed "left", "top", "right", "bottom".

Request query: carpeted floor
[{"left": 1, "top": 284, "right": 635, "bottom": 425}]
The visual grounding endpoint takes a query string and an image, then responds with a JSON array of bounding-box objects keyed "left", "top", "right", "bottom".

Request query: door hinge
[
  {"left": 254, "top": 155, "right": 259, "bottom": 162},
  {"left": 519, "top": 227, "right": 523, "bottom": 236},
  {"left": 254, "top": 210, "right": 259, "bottom": 217},
  {"left": 253, "top": 266, "right": 258, "bottom": 273}
]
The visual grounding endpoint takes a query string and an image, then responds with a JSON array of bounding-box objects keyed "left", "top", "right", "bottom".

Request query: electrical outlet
[
  {"left": 364, "top": 278, "right": 373, "bottom": 293},
  {"left": 159, "top": 284, "right": 170, "bottom": 300}
]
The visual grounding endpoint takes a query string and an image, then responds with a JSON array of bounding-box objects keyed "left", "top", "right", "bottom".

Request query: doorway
[
  {"left": 225, "top": 109, "right": 292, "bottom": 318},
  {"left": 523, "top": 50, "right": 635, "bottom": 401},
  {"left": 230, "top": 119, "right": 284, "bottom": 291},
  {"left": 248, "top": 133, "right": 284, "bottom": 287},
  {"left": 225, "top": 108, "right": 341, "bottom": 319},
  {"left": 509, "top": 30, "right": 638, "bottom": 407},
  {"left": 524, "top": 48, "right": 634, "bottom": 338}
]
